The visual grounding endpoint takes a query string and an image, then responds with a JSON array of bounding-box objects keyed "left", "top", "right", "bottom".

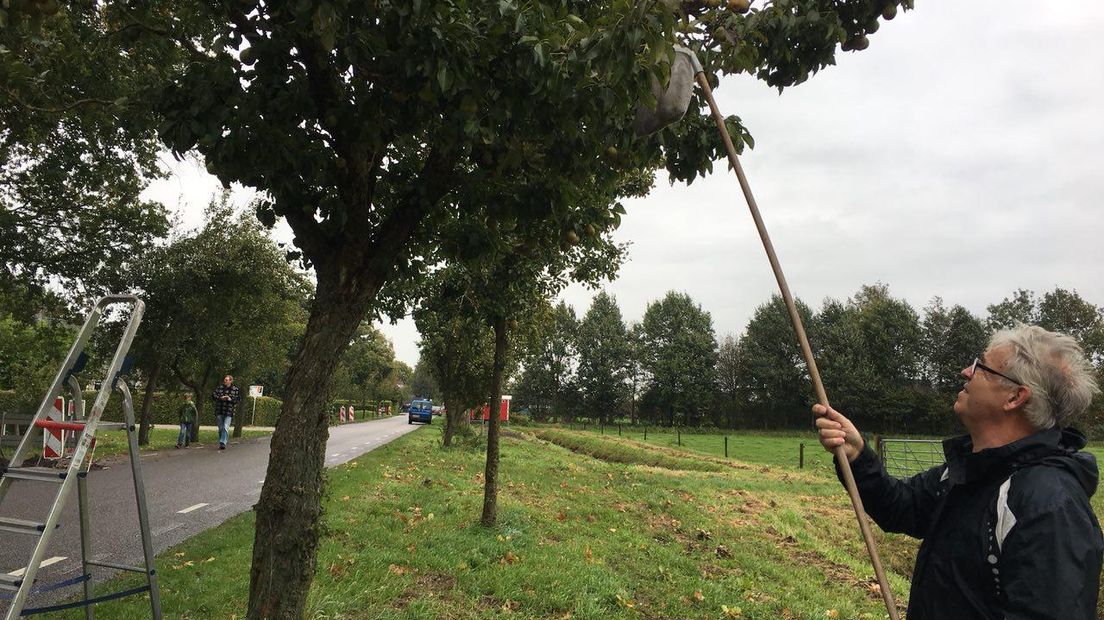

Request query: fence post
[
  {"left": 600, "top": 422, "right": 604, "bottom": 435},
  {"left": 644, "top": 426, "right": 647, "bottom": 441},
  {"left": 724, "top": 436, "right": 728, "bottom": 458},
  {"left": 677, "top": 429, "right": 681, "bottom": 446},
  {"left": 799, "top": 443, "right": 805, "bottom": 469},
  {"left": 618, "top": 424, "right": 622, "bottom": 437}
]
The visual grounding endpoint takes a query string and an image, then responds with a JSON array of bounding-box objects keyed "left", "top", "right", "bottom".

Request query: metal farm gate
[{"left": 877, "top": 437, "right": 945, "bottom": 478}]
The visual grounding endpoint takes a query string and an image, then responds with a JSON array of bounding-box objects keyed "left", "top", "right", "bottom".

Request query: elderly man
[
  {"left": 211, "top": 374, "right": 241, "bottom": 451},
  {"left": 815, "top": 324, "right": 1102, "bottom": 618}
]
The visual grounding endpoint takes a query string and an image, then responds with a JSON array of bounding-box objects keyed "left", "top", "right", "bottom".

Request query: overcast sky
[{"left": 150, "top": 1, "right": 1104, "bottom": 368}]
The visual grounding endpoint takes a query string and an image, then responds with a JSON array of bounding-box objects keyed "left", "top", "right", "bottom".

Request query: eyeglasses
[{"left": 969, "top": 358, "right": 1023, "bottom": 386}]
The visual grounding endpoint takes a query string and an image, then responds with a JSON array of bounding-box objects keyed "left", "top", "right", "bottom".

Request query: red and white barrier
[{"left": 42, "top": 397, "right": 65, "bottom": 459}]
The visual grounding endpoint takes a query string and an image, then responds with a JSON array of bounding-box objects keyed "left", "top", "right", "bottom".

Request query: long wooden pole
[{"left": 694, "top": 71, "right": 901, "bottom": 620}]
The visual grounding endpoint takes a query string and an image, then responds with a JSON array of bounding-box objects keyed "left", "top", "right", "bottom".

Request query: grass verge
[
  {"left": 0, "top": 428, "right": 272, "bottom": 466},
  {"left": 39, "top": 427, "right": 1104, "bottom": 619},
  {"left": 46, "top": 427, "right": 922, "bottom": 619},
  {"left": 89, "top": 427, "right": 272, "bottom": 459}
]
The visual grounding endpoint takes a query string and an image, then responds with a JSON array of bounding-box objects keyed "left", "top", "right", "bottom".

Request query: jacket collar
[{"left": 941, "top": 426, "right": 1070, "bottom": 485}]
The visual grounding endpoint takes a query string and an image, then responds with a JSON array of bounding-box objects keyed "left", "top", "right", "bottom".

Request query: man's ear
[{"left": 1005, "top": 385, "right": 1032, "bottom": 412}]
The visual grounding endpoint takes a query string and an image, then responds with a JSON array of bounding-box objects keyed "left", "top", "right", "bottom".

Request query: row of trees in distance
[{"left": 511, "top": 285, "right": 1104, "bottom": 437}]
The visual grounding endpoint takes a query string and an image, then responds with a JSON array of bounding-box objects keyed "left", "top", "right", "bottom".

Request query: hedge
[{"left": 0, "top": 390, "right": 284, "bottom": 427}]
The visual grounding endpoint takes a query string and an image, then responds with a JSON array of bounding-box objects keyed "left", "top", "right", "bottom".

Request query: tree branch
[
  {"left": 1, "top": 87, "right": 115, "bottom": 114},
  {"left": 294, "top": 34, "right": 353, "bottom": 158},
  {"left": 359, "top": 144, "right": 458, "bottom": 287},
  {"left": 282, "top": 206, "right": 328, "bottom": 268},
  {"left": 106, "top": 18, "right": 208, "bottom": 62}
]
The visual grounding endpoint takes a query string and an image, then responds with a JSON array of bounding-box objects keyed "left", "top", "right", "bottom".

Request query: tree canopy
[
  {"left": 576, "top": 292, "right": 632, "bottom": 424},
  {"left": 638, "top": 290, "right": 718, "bottom": 426},
  {"left": 330, "top": 323, "right": 403, "bottom": 404},
  {"left": 1, "top": 2, "right": 175, "bottom": 299},
  {"left": 128, "top": 202, "right": 310, "bottom": 439},
  {"left": 513, "top": 301, "right": 581, "bottom": 422}
]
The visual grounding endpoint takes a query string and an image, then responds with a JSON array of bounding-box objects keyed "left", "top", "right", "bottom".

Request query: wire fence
[
  {"left": 561, "top": 421, "right": 825, "bottom": 468},
  {"left": 877, "top": 437, "right": 944, "bottom": 478},
  {"left": 556, "top": 421, "right": 948, "bottom": 475}
]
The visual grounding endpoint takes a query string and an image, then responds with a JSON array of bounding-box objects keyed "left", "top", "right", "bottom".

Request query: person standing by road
[
  {"left": 211, "top": 375, "right": 241, "bottom": 451},
  {"left": 175, "top": 392, "right": 196, "bottom": 449}
]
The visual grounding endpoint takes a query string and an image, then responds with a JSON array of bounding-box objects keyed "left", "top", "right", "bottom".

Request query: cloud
[{"left": 556, "top": 0, "right": 1104, "bottom": 358}]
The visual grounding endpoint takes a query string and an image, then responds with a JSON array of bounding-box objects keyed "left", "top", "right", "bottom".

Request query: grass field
[{"left": 36, "top": 426, "right": 1104, "bottom": 619}]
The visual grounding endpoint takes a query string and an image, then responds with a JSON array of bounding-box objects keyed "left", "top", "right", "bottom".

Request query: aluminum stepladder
[{"left": 0, "top": 295, "right": 161, "bottom": 619}]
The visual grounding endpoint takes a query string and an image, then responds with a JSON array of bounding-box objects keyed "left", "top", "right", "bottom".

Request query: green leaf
[{"left": 437, "top": 64, "right": 451, "bottom": 92}]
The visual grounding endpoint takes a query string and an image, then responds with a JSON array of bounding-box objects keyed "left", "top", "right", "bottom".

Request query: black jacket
[
  {"left": 211, "top": 384, "right": 241, "bottom": 418},
  {"left": 845, "top": 427, "right": 1102, "bottom": 619}
]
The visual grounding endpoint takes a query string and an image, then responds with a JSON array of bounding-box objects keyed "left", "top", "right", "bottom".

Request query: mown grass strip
[{"left": 533, "top": 428, "right": 727, "bottom": 472}]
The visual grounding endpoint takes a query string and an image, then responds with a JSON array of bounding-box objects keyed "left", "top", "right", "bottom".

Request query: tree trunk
[
  {"left": 480, "top": 316, "right": 507, "bottom": 528},
  {"left": 630, "top": 378, "right": 637, "bottom": 425},
  {"left": 137, "top": 360, "right": 161, "bottom": 446},
  {"left": 190, "top": 380, "right": 211, "bottom": 444},
  {"left": 243, "top": 140, "right": 455, "bottom": 619},
  {"left": 442, "top": 393, "right": 460, "bottom": 447},
  {"left": 247, "top": 284, "right": 367, "bottom": 620}
]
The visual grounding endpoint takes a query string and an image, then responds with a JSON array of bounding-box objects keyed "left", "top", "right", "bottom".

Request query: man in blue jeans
[{"left": 211, "top": 374, "right": 241, "bottom": 450}]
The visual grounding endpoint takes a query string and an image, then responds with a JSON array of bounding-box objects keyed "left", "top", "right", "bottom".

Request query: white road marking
[
  {"left": 206, "top": 502, "right": 232, "bottom": 512},
  {"left": 177, "top": 503, "right": 209, "bottom": 514},
  {"left": 8, "top": 556, "right": 66, "bottom": 576}
]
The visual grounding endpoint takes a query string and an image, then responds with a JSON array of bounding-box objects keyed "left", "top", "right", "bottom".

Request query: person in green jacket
[{"left": 176, "top": 393, "right": 197, "bottom": 448}]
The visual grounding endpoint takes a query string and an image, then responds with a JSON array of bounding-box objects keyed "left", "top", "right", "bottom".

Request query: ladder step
[
  {"left": 0, "top": 572, "right": 23, "bottom": 592},
  {"left": 1, "top": 466, "right": 81, "bottom": 483},
  {"left": 0, "top": 516, "right": 51, "bottom": 535}
]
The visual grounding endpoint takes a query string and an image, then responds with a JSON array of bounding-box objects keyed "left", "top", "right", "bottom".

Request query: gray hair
[{"left": 990, "top": 324, "right": 1100, "bottom": 429}]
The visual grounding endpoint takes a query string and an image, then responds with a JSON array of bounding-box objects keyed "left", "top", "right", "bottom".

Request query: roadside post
[{"left": 249, "top": 385, "right": 264, "bottom": 425}]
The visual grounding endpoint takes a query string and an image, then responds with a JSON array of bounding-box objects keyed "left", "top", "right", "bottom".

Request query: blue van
[{"left": 408, "top": 399, "right": 433, "bottom": 425}]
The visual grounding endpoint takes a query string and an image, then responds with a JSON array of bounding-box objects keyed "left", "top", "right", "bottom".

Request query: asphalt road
[{"left": 0, "top": 415, "right": 423, "bottom": 615}]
